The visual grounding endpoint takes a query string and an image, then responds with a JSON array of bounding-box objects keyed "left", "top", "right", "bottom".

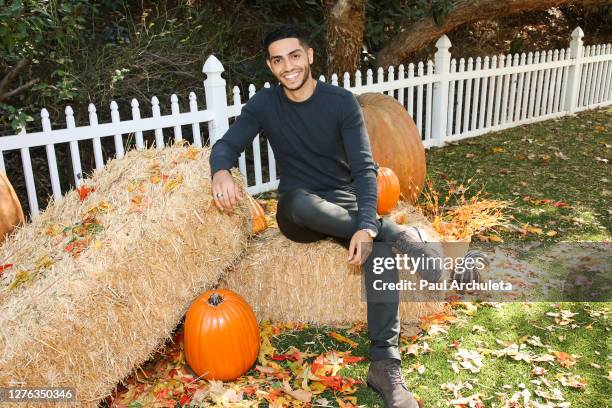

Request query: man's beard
[{"left": 280, "top": 64, "right": 311, "bottom": 91}]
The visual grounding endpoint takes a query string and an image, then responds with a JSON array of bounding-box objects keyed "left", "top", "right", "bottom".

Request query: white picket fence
[{"left": 1, "top": 27, "right": 610, "bottom": 217}]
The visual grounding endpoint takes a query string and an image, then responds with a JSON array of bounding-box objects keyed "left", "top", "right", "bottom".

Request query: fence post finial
[{"left": 203, "top": 55, "right": 230, "bottom": 145}]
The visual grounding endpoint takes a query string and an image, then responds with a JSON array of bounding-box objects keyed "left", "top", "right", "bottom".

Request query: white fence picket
[
  {"left": 131, "top": 99, "right": 144, "bottom": 150},
  {"left": 18, "top": 128, "right": 39, "bottom": 216},
  {"left": 189, "top": 92, "right": 202, "bottom": 147},
  {"left": 65, "top": 106, "right": 82, "bottom": 186},
  {"left": 151, "top": 97, "right": 164, "bottom": 150},
  {"left": 447, "top": 59, "right": 456, "bottom": 136},
  {"left": 343, "top": 72, "right": 350, "bottom": 89},
  {"left": 493, "top": 55, "right": 504, "bottom": 126},
  {"left": 88, "top": 104, "right": 104, "bottom": 170},
  {"left": 486, "top": 56, "right": 497, "bottom": 127},
  {"left": 41, "top": 109, "right": 61, "bottom": 200},
  {"left": 416, "top": 62, "right": 424, "bottom": 136},
  {"left": 397, "top": 65, "right": 405, "bottom": 106},
  {"left": 110, "top": 101, "right": 125, "bottom": 158},
  {"left": 507, "top": 54, "right": 519, "bottom": 124},
  {"left": 500, "top": 54, "right": 512, "bottom": 124},
  {"left": 463, "top": 58, "right": 473, "bottom": 133},
  {"left": 170, "top": 94, "right": 183, "bottom": 142},
  {"left": 239, "top": 84, "right": 249, "bottom": 181},
  {"left": 454, "top": 58, "right": 465, "bottom": 135}
]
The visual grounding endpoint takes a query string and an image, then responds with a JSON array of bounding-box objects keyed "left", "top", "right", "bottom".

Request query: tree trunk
[
  {"left": 323, "top": 0, "right": 366, "bottom": 77},
  {"left": 376, "top": 0, "right": 612, "bottom": 67}
]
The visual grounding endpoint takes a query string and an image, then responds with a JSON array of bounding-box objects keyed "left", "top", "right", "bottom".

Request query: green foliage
[{"left": 0, "top": 102, "right": 33, "bottom": 132}]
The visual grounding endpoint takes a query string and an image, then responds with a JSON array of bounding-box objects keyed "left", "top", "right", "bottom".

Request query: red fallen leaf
[
  {"left": 453, "top": 339, "right": 459, "bottom": 350},
  {"left": 420, "top": 312, "right": 449, "bottom": 324},
  {"left": 343, "top": 354, "right": 366, "bottom": 364},
  {"left": 64, "top": 238, "right": 90, "bottom": 257},
  {"left": 317, "top": 374, "right": 361, "bottom": 392},
  {"left": 154, "top": 387, "right": 170, "bottom": 400},
  {"left": 76, "top": 185, "right": 94, "bottom": 202},
  {"left": 271, "top": 354, "right": 290, "bottom": 361},
  {"left": 162, "top": 174, "right": 169, "bottom": 182},
  {"left": 243, "top": 385, "right": 257, "bottom": 396},
  {"left": 317, "top": 375, "right": 344, "bottom": 390},
  {"left": 311, "top": 359, "right": 324, "bottom": 376},
  {"left": 265, "top": 388, "right": 284, "bottom": 403},
  {"left": 554, "top": 201, "right": 569, "bottom": 208},
  {"left": 0, "top": 264, "right": 13, "bottom": 278},
  {"left": 179, "top": 394, "right": 192, "bottom": 405}
]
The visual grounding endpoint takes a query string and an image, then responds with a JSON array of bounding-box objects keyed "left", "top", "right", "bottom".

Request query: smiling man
[{"left": 210, "top": 25, "right": 439, "bottom": 408}]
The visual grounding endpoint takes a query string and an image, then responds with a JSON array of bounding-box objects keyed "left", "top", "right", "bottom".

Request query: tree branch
[
  {"left": 376, "top": 0, "right": 612, "bottom": 67},
  {"left": 0, "top": 59, "right": 29, "bottom": 95},
  {"left": 0, "top": 78, "right": 39, "bottom": 102}
]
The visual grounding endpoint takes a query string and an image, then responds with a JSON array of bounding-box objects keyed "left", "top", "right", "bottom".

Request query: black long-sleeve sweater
[{"left": 209, "top": 80, "right": 380, "bottom": 234}]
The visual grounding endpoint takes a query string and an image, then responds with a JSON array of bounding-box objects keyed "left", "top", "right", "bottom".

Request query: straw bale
[
  {"left": 0, "top": 145, "right": 250, "bottom": 407},
  {"left": 220, "top": 202, "right": 451, "bottom": 326}
]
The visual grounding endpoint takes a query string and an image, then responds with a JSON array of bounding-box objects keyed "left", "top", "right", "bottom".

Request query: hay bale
[
  {"left": 0, "top": 145, "right": 250, "bottom": 407},
  {"left": 220, "top": 202, "right": 449, "bottom": 326}
]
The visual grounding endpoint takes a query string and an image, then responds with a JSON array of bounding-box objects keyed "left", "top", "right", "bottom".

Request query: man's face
[{"left": 266, "top": 38, "right": 314, "bottom": 91}]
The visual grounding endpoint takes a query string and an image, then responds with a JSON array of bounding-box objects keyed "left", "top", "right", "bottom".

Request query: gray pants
[{"left": 276, "top": 188, "right": 409, "bottom": 361}]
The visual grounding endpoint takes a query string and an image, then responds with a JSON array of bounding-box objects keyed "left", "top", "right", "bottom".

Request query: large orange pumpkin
[
  {"left": 247, "top": 194, "right": 267, "bottom": 235},
  {"left": 358, "top": 93, "right": 426, "bottom": 204},
  {"left": 376, "top": 167, "right": 401, "bottom": 215},
  {"left": 0, "top": 171, "right": 25, "bottom": 245},
  {"left": 184, "top": 289, "right": 260, "bottom": 381}
]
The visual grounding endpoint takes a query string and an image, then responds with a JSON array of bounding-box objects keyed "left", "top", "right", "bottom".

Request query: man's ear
[
  {"left": 308, "top": 47, "right": 314, "bottom": 65},
  {"left": 265, "top": 58, "right": 272, "bottom": 72}
]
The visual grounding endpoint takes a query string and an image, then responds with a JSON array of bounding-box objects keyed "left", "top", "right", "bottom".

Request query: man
[{"left": 210, "top": 25, "right": 440, "bottom": 408}]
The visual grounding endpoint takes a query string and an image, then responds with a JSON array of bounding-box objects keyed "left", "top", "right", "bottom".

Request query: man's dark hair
[{"left": 263, "top": 25, "right": 311, "bottom": 57}]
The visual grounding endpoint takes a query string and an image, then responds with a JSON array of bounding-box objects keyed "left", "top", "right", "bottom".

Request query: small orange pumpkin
[
  {"left": 184, "top": 289, "right": 260, "bottom": 381},
  {"left": 247, "top": 194, "right": 267, "bottom": 234},
  {"left": 376, "top": 167, "right": 401, "bottom": 215},
  {"left": 0, "top": 171, "right": 25, "bottom": 245}
]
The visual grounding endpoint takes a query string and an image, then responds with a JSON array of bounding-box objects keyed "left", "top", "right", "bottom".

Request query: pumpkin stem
[{"left": 208, "top": 292, "right": 223, "bottom": 306}]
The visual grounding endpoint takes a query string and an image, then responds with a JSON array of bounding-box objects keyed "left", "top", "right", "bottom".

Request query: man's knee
[{"left": 277, "top": 188, "right": 318, "bottom": 225}]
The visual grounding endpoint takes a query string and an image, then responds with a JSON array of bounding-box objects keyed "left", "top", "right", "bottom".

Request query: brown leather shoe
[{"left": 366, "top": 358, "right": 422, "bottom": 408}]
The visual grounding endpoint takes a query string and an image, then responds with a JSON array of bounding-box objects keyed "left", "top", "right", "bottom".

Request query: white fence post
[
  {"left": 203, "top": 55, "right": 230, "bottom": 145},
  {"left": 564, "top": 27, "right": 584, "bottom": 113},
  {"left": 432, "top": 35, "right": 452, "bottom": 147}
]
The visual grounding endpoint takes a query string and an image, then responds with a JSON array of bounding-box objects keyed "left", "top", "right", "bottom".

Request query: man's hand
[
  {"left": 347, "top": 229, "right": 374, "bottom": 266},
  {"left": 212, "top": 170, "right": 243, "bottom": 211}
]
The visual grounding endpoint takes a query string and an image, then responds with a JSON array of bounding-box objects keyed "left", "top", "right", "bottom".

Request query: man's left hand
[{"left": 348, "top": 230, "right": 374, "bottom": 266}]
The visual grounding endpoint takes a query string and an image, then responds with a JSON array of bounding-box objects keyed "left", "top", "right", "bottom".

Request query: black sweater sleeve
[
  {"left": 340, "top": 93, "right": 379, "bottom": 235},
  {"left": 209, "top": 98, "right": 262, "bottom": 177}
]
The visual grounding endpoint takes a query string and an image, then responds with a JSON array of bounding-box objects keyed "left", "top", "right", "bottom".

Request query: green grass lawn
[{"left": 106, "top": 108, "right": 611, "bottom": 408}]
